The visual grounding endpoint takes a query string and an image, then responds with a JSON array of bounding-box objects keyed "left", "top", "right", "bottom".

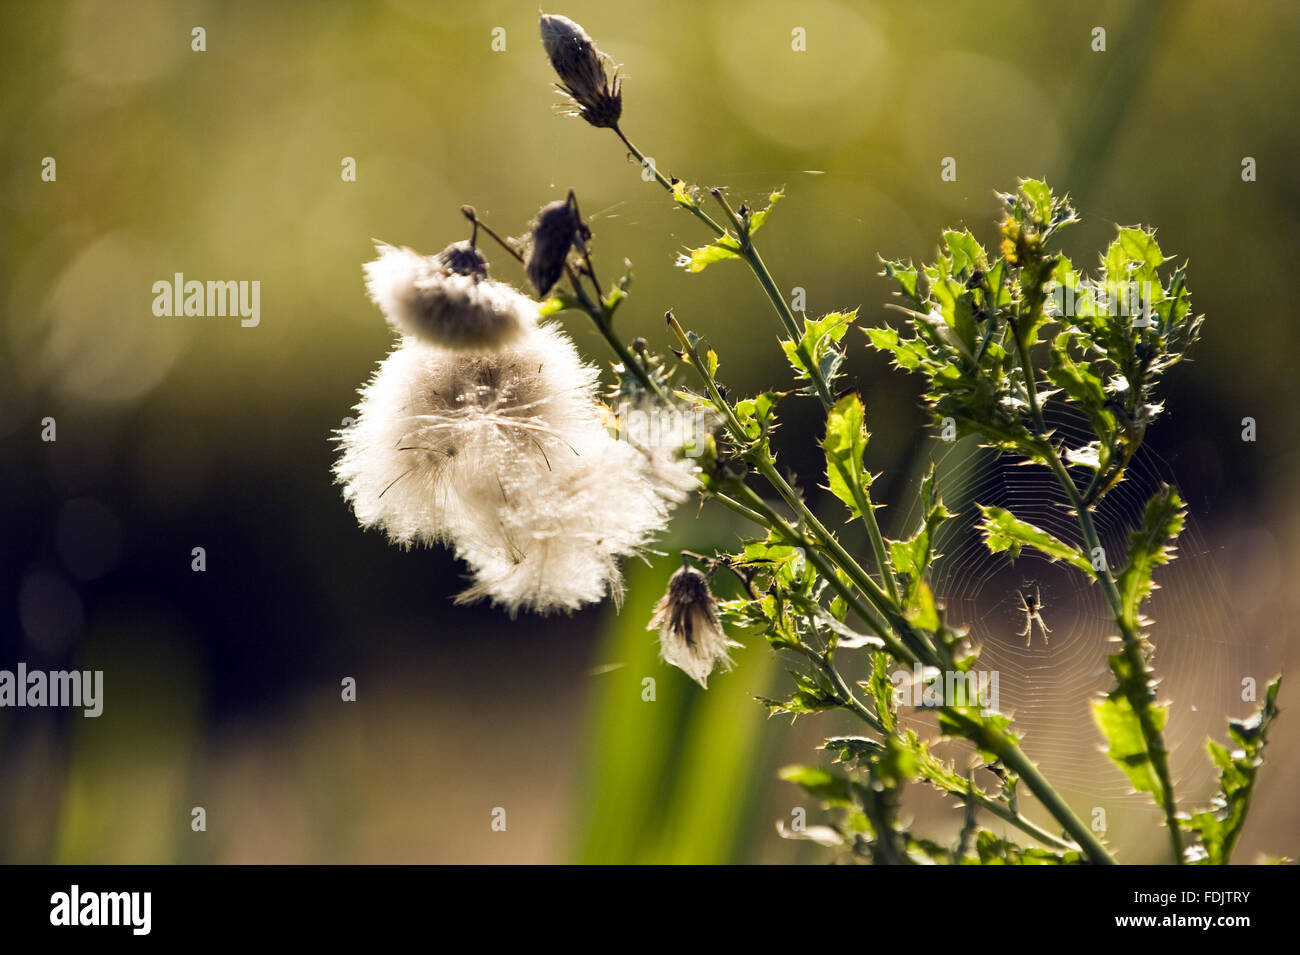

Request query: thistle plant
[{"left": 335, "top": 13, "right": 1282, "bottom": 864}]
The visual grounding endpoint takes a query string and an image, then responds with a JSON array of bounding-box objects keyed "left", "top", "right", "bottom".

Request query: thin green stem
[
  {"left": 705, "top": 488, "right": 768, "bottom": 526},
  {"left": 669, "top": 313, "right": 924, "bottom": 661},
  {"left": 791, "top": 640, "right": 1077, "bottom": 853},
  {"left": 612, "top": 126, "right": 729, "bottom": 237},
  {"left": 1009, "top": 317, "right": 1048, "bottom": 437},
  {"left": 1010, "top": 304, "right": 1181, "bottom": 865},
  {"left": 605, "top": 130, "right": 1112, "bottom": 864},
  {"left": 993, "top": 738, "right": 1115, "bottom": 863},
  {"left": 564, "top": 265, "right": 665, "bottom": 401},
  {"left": 964, "top": 786, "right": 1078, "bottom": 853},
  {"left": 1048, "top": 447, "right": 1183, "bottom": 864},
  {"left": 617, "top": 128, "right": 901, "bottom": 600},
  {"left": 708, "top": 188, "right": 835, "bottom": 408},
  {"left": 707, "top": 188, "right": 900, "bottom": 602},
  {"left": 688, "top": 348, "right": 1112, "bottom": 862}
]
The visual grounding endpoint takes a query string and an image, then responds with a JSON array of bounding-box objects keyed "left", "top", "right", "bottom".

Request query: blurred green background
[{"left": 1, "top": 0, "right": 1297, "bottom": 864}]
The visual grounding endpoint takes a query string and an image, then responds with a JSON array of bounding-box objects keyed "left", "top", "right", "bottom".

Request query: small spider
[{"left": 1017, "top": 583, "right": 1051, "bottom": 647}]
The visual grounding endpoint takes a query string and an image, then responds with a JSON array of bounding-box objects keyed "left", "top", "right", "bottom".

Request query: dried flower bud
[
  {"left": 435, "top": 240, "right": 489, "bottom": 280},
  {"left": 539, "top": 13, "right": 622, "bottom": 129},
  {"left": 527, "top": 193, "right": 590, "bottom": 297},
  {"left": 647, "top": 565, "right": 740, "bottom": 688},
  {"left": 363, "top": 241, "right": 536, "bottom": 351}
]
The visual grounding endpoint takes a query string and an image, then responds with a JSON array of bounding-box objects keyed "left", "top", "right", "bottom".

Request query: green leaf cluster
[{"left": 1182, "top": 677, "right": 1282, "bottom": 864}]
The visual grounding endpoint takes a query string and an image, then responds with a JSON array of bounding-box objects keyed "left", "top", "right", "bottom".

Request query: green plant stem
[
  {"left": 1010, "top": 322, "right": 1048, "bottom": 437},
  {"left": 707, "top": 188, "right": 834, "bottom": 408},
  {"left": 988, "top": 734, "right": 1115, "bottom": 862},
  {"left": 728, "top": 439, "right": 1114, "bottom": 862},
  {"left": 613, "top": 135, "right": 1112, "bottom": 863},
  {"left": 710, "top": 190, "right": 902, "bottom": 607},
  {"left": 1010, "top": 307, "right": 1182, "bottom": 865},
  {"left": 670, "top": 314, "right": 935, "bottom": 665},
  {"left": 612, "top": 126, "right": 730, "bottom": 237},
  {"left": 966, "top": 788, "right": 1078, "bottom": 854},
  {"left": 791, "top": 620, "right": 1077, "bottom": 852},
  {"left": 617, "top": 126, "right": 899, "bottom": 598},
  {"left": 565, "top": 266, "right": 666, "bottom": 400},
  {"left": 1048, "top": 447, "right": 1183, "bottom": 864},
  {"left": 706, "top": 489, "right": 768, "bottom": 526},
  {"left": 462, "top": 205, "right": 666, "bottom": 401}
]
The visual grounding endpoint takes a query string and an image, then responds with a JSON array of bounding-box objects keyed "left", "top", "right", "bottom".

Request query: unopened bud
[
  {"left": 539, "top": 13, "right": 623, "bottom": 129},
  {"left": 527, "top": 192, "right": 591, "bottom": 297}
]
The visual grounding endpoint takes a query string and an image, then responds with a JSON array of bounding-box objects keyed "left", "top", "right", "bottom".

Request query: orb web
[{"left": 890, "top": 403, "right": 1264, "bottom": 814}]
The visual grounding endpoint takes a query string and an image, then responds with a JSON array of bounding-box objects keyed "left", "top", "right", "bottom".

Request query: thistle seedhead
[
  {"left": 539, "top": 13, "right": 623, "bottom": 129},
  {"left": 363, "top": 241, "right": 535, "bottom": 351},
  {"left": 527, "top": 191, "right": 591, "bottom": 297},
  {"left": 434, "top": 240, "right": 489, "bottom": 281},
  {"left": 648, "top": 565, "right": 739, "bottom": 688}
]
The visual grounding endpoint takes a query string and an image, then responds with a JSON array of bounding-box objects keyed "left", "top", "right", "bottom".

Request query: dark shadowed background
[{"left": 1, "top": 0, "right": 1297, "bottom": 863}]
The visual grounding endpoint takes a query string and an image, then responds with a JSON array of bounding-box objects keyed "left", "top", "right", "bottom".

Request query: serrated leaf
[
  {"left": 865, "top": 325, "right": 928, "bottom": 371},
  {"left": 733, "top": 391, "right": 780, "bottom": 441},
  {"left": 778, "top": 765, "right": 856, "bottom": 807},
  {"left": 823, "top": 736, "right": 886, "bottom": 764},
  {"left": 1019, "top": 179, "right": 1054, "bottom": 226},
  {"left": 977, "top": 506, "right": 1092, "bottom": 573},
  {"left": 943, "top": 229, "right": 986, "bottom": 279},
  {"left": 1103, "top": 227, "right": 1167, "bottom": 290},
  {"left": 746, "top": 188, "right": 784, "bottom": 235},
  {"left": 1092, "top": 694, "right": 1170, "bottom": 799},
  {"left": 782, "top": 310, "right": 857, "bottom": 388},
  {"left": 903, "top": 579, "right": 940, "bottom": 631},
  {"left": 1182, "top": 676, "right": 1281, "bottom": 864},
  {"left": 1046, "top": 333, "right": 1115, "bottom": 441},
  {"left": 889, "top": 466, "right": 952, "bottom": 584},
  {"left": 867, "top": 652, "right": 898, "bottom": 734},
  {"left": 670, "top": 179, "right": 697, "bottom": 209},
  {"left": 936, "top": 707, "right": 1018, "bottom": 767},
  {"left": 822, "top": 393, "right": 872, "bottom": 520},
  {"left": 881, "top": 258, "right": 924, "bottom": 309},
  {"left": 1116, "top": 486, "right": 1184, "bottom": 628},
  {"left": 740, "top": 538, "right": 801, "bottom": 565},
  {"left": 760, "top": 671, "right": 839, "bottom": 720},
  {"left": 677, "top": 234, "right": 743, "bottom": 272}
]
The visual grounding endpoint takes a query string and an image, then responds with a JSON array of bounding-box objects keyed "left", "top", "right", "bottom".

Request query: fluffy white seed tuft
[
  {"left": 363, "top": 242, "right": 536, "bottom": 350},
  {"left": 334, "top": 321, "right": 697, "bottom": 614},
  {"left": 647, "top": 566, "right": 741, "bottom": 687}
]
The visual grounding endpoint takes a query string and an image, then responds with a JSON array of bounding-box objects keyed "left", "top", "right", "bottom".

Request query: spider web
[{"left": 890, "top": 403, "right": 1269, "bottom": 818}]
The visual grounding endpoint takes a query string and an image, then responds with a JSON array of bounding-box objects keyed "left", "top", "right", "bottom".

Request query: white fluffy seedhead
[
  {"left": 648, "top": 566, "right": 740, "bottom": 687},
  {"left": 335, "top": 321, "right": 696, "bottom": 615},
  {"left": 363, "top": 241, "right": 537, "bottom": 351}
]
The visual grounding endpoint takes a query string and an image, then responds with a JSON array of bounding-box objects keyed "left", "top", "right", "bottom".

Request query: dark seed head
[
  {"left": 539, "top": 14, "right": 623, "bottom": 129},
  {"left": 435, "top": 240, "right": 489, "bottom": 280},
  {"left": 527, "top": 195, "right": 590, "bottom": 297},
  {"left": 664, "top": 566, "right": 719, "bottom": 649}
]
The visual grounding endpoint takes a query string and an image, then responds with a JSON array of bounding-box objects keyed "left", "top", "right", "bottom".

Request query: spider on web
[{"left": 1017, "top": 583, "right": 1051, "bottom": 647}]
